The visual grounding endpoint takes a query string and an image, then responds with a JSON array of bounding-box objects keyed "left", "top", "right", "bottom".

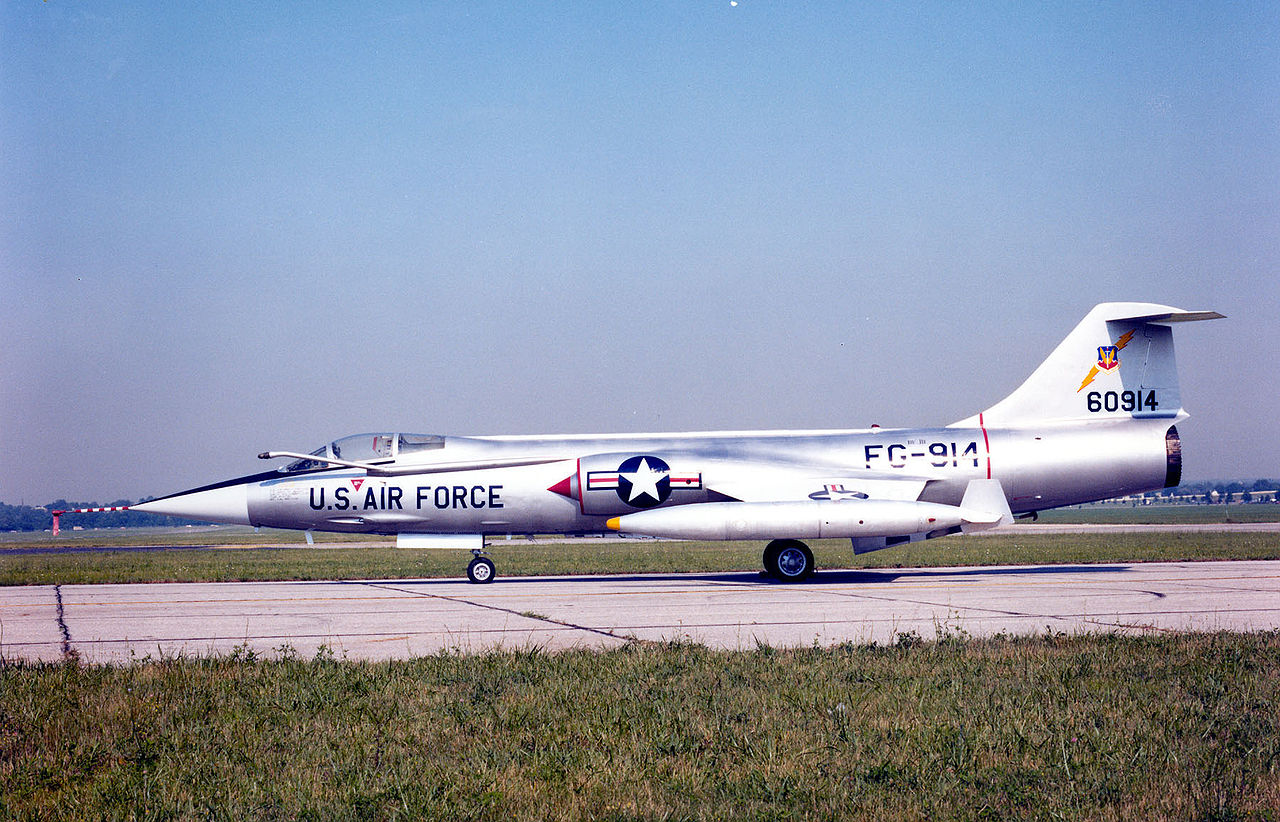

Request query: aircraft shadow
[
  {"left": 806, "top": 564, "right": 1133, "bottom": 585},
  {"left": 342, "top": 564, "right": 1133, "bottom": 588}
]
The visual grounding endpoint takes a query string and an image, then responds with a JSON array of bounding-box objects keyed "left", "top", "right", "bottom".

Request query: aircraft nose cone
[{"left": 130, "top": 483, "right": 252, "bottom": 526}]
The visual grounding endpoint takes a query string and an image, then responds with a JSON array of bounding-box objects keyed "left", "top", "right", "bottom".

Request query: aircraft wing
[
  {"left": 705, "top": 470, "right": 930, "bottom": 504},
  {"left": 609, "top": 468, "right": 1004, "bottom": 546}
]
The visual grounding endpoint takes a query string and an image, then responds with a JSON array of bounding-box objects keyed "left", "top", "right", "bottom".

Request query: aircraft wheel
[
  {"left": 763, "top": 543, "right": 782, "bottom": 576},
  {"left": 467, "top": 556, "right": 496, "bottom": 584},
  {"left": 765, "top": 539, "right": 814, "bottom": 581}
]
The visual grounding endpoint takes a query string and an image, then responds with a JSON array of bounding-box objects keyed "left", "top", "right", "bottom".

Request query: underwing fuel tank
[{"left": 605, "top": 499, "right": 1003, "bottom": 541}]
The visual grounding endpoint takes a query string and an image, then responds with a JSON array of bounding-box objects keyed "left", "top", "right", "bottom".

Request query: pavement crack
[
  {"left": 359, "top": 582, "right": 641, "bottom": 644},
  {"left": 53, "top": 585, "right": 73, "bottom": 660},
  {"left": 819, "top": 587, "right": 1043, "bottom": 621}
]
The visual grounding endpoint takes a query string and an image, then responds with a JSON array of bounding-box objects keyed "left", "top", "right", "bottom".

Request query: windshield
[
  {"left": 284, "top": 447, "right": 330, "bottom": 473},
  {"left": 282, "top": 433, "right": 445, "bottom": 472}
]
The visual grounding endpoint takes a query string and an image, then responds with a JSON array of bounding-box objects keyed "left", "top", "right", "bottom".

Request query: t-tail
[
  {"left": 952, "top": 302, "right": 1223, "bottom": 429},
  {"left": 948, "top": 302, "right": 1222, "bottom": 508}
]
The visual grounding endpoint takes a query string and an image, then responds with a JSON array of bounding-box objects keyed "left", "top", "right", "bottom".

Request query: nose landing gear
[{"left": 467, "top": 549, "right": 496, "bottom": 584}]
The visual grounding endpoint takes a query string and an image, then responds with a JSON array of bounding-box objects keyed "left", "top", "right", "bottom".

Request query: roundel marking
[{"left": 616, "top": 455, "right": 671, "bottom": 508}]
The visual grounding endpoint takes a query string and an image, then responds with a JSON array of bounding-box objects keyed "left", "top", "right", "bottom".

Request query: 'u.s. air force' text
[{"left": 307, "top": 485, "right": 504, "bottom": 511}]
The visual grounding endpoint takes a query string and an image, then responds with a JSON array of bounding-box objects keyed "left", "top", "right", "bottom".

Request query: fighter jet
[{"left": 131, "top": 302, "right": 1221, "bottom": 583}]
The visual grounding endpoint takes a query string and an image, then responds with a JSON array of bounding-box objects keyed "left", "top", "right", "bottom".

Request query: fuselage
[{"left": 159, "top": 419, "right": 1177, "bottom": 536}]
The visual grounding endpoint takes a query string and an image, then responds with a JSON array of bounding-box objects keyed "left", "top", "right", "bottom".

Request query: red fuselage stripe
[
  {"left": 979, "top": 413, "right": 992, "bottom": 479},
  {"left": 576, "top": 458, "right": 585, "bottom": 514}
]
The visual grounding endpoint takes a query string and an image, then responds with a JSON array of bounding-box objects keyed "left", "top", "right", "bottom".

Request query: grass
[
  {"left": 2, "top": 530, "right": 1279, "bottom": 586},
  {"left": 3, "top": 632, "right": 1278, "bottom": 820},
  {"left": 0, "top": 525, "right": 380, "bottom": 548},
  {"left": 863, "top": 530, "right": 1280, "bottom": 569},
  {"left": 5, "top": 502, "right": 1275, "bottom": 549},
  {"left": 1035, "top": 504, "right": 1280, "bottom": 524}
]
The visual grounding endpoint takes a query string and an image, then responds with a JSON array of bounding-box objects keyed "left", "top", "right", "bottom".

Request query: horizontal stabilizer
[{"left": 1105, "top": 310, "right": 1225, "bottom": 325}]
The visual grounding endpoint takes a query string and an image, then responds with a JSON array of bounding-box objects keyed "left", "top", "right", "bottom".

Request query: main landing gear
[
  {"left": 762, "top": 539, "right": 815, "bottom": 581},
  {"left": 463, "top": 540, "right": 815, "bottom": 584},
  {"left": 466, "top": 548, "right": 496, "bottom": 584}
]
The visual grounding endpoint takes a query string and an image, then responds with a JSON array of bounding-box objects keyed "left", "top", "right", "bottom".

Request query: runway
[{"left": 3, "top": 560, "right": 1279, "bottom": 663}]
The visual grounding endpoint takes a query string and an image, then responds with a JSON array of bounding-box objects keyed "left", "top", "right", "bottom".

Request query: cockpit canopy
[{"left": 283, "top": 433, "right": 445, "bottom": 472}]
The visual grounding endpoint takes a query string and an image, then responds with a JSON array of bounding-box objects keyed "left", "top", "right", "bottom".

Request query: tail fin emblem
[{"left": 1077, "top": 328, "right": 1136, "bottom": 392}]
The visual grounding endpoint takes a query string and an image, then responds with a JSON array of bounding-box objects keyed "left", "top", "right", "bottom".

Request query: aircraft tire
[
  {"left": 467, "top": 556, "right": 496, "bottom": 584},
  {"left": 764, "top": 539, "right": 814, "bottom": 581},
  {"left": 762, "top": 543, "right": 782, "bottom": 577}
]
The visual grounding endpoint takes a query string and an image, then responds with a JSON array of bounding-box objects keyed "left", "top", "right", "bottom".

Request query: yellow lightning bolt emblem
[
  {"left": 1077, "top": 328, "right": 1137, "bottom": 393},
  {"left": 1077, "top": 365, "right": 1100, "bottom": 393}
]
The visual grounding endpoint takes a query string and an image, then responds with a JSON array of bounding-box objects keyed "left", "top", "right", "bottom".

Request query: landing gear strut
[
  {"left": 763, "top": 539, "right": 815, "bottom": 581},
  {"left": 467, "top": 548, "right": 496, "bottom": 584}
]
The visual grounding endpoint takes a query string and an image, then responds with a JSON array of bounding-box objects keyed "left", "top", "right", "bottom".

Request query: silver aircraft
[{"left": 131, "top": 302, "right": 1221, "bottom": 583}]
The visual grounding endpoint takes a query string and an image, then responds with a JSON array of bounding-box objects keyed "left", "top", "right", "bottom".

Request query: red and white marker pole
[{"left": 50, "top": 506, "right": 131, "bottom": 536}]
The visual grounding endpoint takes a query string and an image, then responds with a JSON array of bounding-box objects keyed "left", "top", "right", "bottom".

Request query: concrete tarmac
[{"left": 3, "top": 560, "right": 1279, "bottom": 663}]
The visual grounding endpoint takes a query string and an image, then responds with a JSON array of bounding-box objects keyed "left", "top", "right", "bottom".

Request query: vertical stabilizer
[{"left": 951, "top": 303, "right": 1222, "bottom": 428}]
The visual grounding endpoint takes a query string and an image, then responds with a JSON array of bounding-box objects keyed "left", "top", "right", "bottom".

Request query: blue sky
[{"left": 2, "top": 2, "right": 1277, "bottom": 503}]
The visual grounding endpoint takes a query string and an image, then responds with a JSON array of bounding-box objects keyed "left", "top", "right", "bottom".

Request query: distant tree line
[
  {"left": 0, "top": 500, "right": 204, "bottom": 532},
  {"left": 1149, "top": 479, "right": 1277, "bottom": 504}
]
